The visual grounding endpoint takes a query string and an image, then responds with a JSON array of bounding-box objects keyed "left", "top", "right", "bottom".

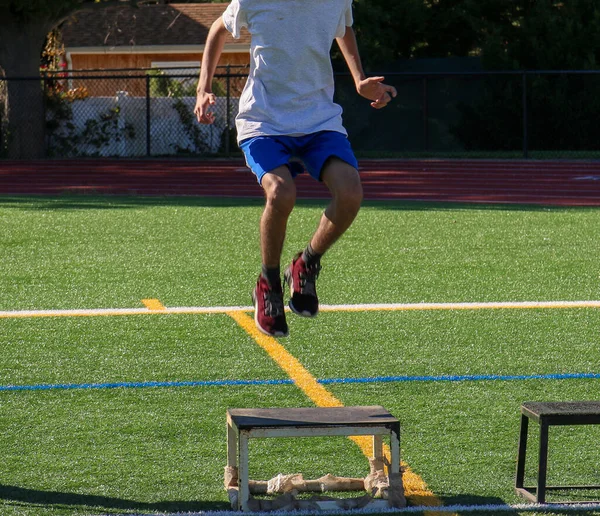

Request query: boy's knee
[
  {"left": 337, "top": 177, "right": 363, "bottom": 213},
  {"left": 264, "top": 177, "right": 296, "bottom": 215},
  {"left": 322, "top": 159, "right": 362, "bottom": 208}
]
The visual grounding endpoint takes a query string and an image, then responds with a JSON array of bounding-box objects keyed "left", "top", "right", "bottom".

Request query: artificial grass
[
  {"left": 336, "top": 380, "right": 600, "bottom": 506},
  {"left": 1, "top": 196, "right": 599, "bottom": 310},
  {"left": 1, "top": 386, "right": 325, "bottom": 515},
  {"left": 1, "top": 195, "right": 600, "bottom": 515},
  {"left": 1, "top": 314, "right": 287, "bottom": 387},
  {"left": 283, "top": 309, "right": 600, "bottom": 379}
]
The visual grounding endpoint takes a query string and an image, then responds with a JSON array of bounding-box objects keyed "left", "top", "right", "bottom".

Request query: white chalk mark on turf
[{"left": 1, "top": 300, "right": 600, "bottom": 319}]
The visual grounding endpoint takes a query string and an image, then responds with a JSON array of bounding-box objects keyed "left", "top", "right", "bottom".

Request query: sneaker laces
[
  {"left": 298, "top": 262, "right": 321, "bottom": 296},
  {"left": 263, "top": 288, "right": 285, "bottom": 317}
]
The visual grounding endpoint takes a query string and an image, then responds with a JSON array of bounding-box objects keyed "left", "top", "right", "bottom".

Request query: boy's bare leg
[
  {"left": 260, "top": 165, "right": 297, "bottom": 268},
  {"left": 283, "top": 157, "right": 362, "bottom": 318},
  {"left": 310, "top": 157, "right": 363, "bottom": 254},
  {"left": 251, "top": 165, "right": 296, "bottom": 337}
]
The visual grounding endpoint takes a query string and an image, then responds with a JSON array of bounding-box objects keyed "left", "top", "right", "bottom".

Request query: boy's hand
[
  {"left": 357, "top": 76, "right": 397, "bottom": 109},
  {"left": 194, "top": 91, "right": 217, "bottom": 124}
]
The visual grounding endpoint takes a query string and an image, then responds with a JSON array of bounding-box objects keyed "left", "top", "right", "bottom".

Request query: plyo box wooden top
[
  {"left": 521, "top": 401, "right": 600, "bottom": 425},
  {"left": 227, "top": 406, "right": 399, "bottom": 432}
]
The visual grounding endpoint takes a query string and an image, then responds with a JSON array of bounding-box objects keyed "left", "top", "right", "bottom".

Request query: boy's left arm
[{"left": 336, "top": 26, "right": 397, "bottom": 109}]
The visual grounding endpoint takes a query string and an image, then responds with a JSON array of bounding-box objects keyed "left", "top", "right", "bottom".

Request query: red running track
[{"left": 1, "top": 159, "right": 600, "bottom": 206}]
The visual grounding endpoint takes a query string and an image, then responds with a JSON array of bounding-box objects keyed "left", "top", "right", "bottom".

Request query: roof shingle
[{"left": 62, "top": 3, "right": 250, "bottom": 48}]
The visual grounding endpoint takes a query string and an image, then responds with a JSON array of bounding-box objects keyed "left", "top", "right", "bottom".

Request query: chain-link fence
[
  {"left": 39, "top": 67, "right": 244, "bottom": 159},
  {"left": 336, "top": 70, "right": 600, "bottom": 159},
  {"left": 2, "top": 68, "right": 600, "bottom": 159}
]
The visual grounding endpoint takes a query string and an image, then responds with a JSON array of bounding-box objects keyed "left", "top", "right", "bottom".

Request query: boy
[{"left": 195, "top": 0, "right": 396, "bottom": 337}]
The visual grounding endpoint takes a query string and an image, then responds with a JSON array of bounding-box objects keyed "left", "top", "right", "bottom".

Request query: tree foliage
[
  {"left": 349, "top": 0, "right": 600, "bottom": 71},
  {"left": 349, "top": 0, "right": 427, "bottom": 68},
  {"left": 452, "top": 0, "right": 600, "bottom": 154},
  {"left": 0, "top": 0, "right": 139, "bottom": 158},
  {"left": 1, "top": 1, "right": 81, "bottom": 24},
  {"left": 479, "top": 0, "right": 600, "bottom": 70}
]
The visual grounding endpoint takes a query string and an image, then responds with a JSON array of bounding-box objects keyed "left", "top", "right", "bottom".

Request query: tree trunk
[{"left": 0, "top": 16, "right": 51, "bottom": 159}]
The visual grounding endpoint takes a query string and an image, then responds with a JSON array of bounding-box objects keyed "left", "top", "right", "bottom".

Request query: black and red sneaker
[
  {"left": 252, "top": 275, "right": 288, "bottom": 337},
  {"left": 284, "top": 252, "right": 321, "bottom": 317}
]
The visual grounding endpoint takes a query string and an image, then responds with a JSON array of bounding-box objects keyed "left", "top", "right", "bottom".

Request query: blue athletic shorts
[{"left": 239, "top": 130, "right": 358, "bottom": 184}]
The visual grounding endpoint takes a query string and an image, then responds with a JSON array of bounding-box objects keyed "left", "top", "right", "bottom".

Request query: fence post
[
  {"left": 522, "top": 72, "right": 528, "bottom": 159},
  {"left": 0, "top": 80, "right": 3, "bottom": 155},
  {"left": 42, "top": 74, "right": 49, "bottom": 153},
  {"left": 422, "top": 76, "right": 429, "bottom": 152},
  {"left": 146, "top": 74, "right": 151, "bottom": 157},
  {"left": 226, "top": 64, "right": 231, "bottom": 157},
  {"left": 115, "top": 90, "right": 128, "bottom": 157}
]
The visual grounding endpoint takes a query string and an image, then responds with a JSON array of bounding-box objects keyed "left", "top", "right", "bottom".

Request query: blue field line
[
  {"left": 1, "top": 371, "right": 599, "bottom": 393},
  {"left": 0, "top": 378, "right": 294, "bottom": 392},
  {"left": 321, "top": 372, "right": 600, "bottom": 384}
]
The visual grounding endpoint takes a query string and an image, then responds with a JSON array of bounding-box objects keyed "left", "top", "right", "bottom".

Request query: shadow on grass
[
  {"left": 436, "top": 493, "right": 508, "bottom": 507},
  {"left": 434, "top": 492, "right": 600, "bottom": 514},
  {"left": 0, "top": 195, "right": 597, "bottom": 213},
  {"left": 0, "top": 195, "right": 266, "bottom": 211},
  {"left": 0, "top": 484, "right": 230, "bottom": 514}
]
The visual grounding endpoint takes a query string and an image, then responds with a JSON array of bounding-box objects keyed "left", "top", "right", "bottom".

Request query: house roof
[{"left": 61, "top": 3, "right": 250, "bottom": 49}]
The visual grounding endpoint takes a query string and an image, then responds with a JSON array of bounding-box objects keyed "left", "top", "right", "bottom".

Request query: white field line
[
  {"left": 116, "top": 501, "right": 600, "bottom": 516},
  {"left": 1, "top": 300, "right": 600, "bottom": 319}
]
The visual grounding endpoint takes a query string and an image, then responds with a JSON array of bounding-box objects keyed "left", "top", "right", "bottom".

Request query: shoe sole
[
  {"left": 252, "top": 290, "right": 289, "bottom": 337},
  {"left": 284, "top": 267, "right": 318, "bottom": 318},
  {"left": 288, "top": 299, "right": 318, "bottom": 318}
]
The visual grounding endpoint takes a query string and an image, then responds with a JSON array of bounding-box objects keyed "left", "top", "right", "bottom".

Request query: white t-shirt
[{"left": 222, "top": 0, "right": 353, "bottom": 142}]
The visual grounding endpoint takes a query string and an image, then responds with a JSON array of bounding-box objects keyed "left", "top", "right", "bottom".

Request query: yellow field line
[
  {"left": 1, "top": 299, "right": 598, "bottom": 320},
  {"left": 141, "top": 298, "right": 167, "bottom": 311},
  {"left": 226, "top": 310, "right": 343, "bottom": 407},
  {"left": 226, "top": 309, "right": 445, "bottom": 511}
]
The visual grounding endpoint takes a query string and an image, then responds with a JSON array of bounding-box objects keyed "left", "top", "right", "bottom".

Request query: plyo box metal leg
[
  {"left": 515, "top": 414, "right": 530, "bottom": 499},
  {"left": 390, "top": 426, "right": 400, "bottom": 474},
  {"left": 373, "top": 435, "right": 383, "bottom": 461},
  {"left": 227, "top": 414, "right": 238, "bottom": 470},
  {"left": 537, "top": 422, "right": 549, "bottom": 504},
  {"left": 226, "top": 413, "right": 241, "bottom": 510},
  {"left": 239, "top": 432, "right": 250, "bottom": 511}
]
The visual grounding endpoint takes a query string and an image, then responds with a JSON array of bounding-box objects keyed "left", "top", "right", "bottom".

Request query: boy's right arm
[
  {"left": 195, "top": 17, "right": 229, "bottom": 124},
  {"left": 336, "top": 26, "right": 397, "bottom": 109}
]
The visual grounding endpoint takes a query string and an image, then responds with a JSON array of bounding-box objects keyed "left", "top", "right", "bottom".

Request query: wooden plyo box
[{"left": 226, "top": 406, "right": 401, "bottom": 512}]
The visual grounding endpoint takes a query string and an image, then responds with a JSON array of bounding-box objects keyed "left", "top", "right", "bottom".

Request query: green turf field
[{"left": 1, "top": 195, "right": 600, "bottom": 515}]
